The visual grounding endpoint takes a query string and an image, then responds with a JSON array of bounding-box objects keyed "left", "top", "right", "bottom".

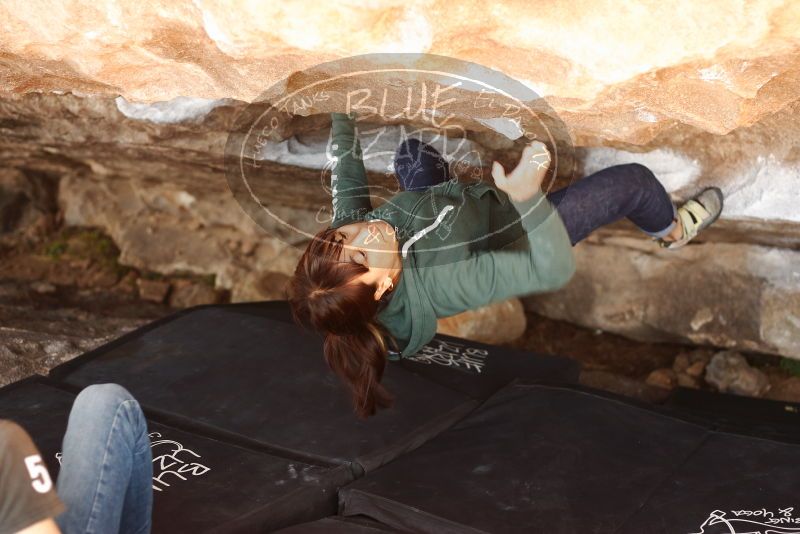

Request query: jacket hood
[
  {"left": 379, "top": 263, "right": 438, "bottom": 360},
  {"left": 378, "top": 205, "right": 454, "bottom": 359}
]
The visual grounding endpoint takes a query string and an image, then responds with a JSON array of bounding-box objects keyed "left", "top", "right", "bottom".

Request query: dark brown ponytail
[{"left": 288, "top": 226, "right": 397, "bottom": 418}]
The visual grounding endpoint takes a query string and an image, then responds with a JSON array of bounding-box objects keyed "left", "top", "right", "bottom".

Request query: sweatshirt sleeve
[
  {"left": 0, "top": 421, "right": 65, "bottom": 534},
  {"left": 426, "top": 189, "right": 576, "bottom": 316},
  {"left": 329, "top": 112, "right": 373, "bottom": 229}
]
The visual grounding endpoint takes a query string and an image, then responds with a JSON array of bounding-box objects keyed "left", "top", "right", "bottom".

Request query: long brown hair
[{"left": 287, "top": 226, "right": 398, "bottom": 418}]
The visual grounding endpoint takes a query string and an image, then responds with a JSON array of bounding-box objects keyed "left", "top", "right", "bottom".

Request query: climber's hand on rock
[{"left": 492, "top": 141, "right": 551, "bottom": 203}]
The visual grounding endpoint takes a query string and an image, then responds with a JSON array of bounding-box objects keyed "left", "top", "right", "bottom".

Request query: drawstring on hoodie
[{"left": 401, "top": 205, "right": 454, "bottom": 259}]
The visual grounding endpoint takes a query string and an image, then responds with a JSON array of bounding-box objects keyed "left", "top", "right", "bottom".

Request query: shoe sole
[{"left": 695, "top": 186, "right": 724, "bottom": 232}]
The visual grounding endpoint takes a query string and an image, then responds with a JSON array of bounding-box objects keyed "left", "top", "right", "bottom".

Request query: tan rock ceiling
[{"left": 2, "top": 0, "right": 799, "bottom": 144}]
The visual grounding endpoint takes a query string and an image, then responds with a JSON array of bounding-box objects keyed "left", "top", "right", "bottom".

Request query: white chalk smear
[{"left": 115, "top": 96, "right": 233, "bottom": 124}]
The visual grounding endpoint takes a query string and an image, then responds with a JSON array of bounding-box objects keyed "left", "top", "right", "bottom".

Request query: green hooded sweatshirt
[{"left": 328, "top": 112, "right": 576, "bottom": 359}]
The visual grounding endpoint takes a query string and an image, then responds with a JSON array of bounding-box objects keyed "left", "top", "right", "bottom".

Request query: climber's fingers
[{"left": 491, "top": 161, "right": 507, "bottom": 185}]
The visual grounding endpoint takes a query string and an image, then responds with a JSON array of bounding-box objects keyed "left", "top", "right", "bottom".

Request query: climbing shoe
[{"left": 656, "top": 186, "right": 724, "bottom": 249}]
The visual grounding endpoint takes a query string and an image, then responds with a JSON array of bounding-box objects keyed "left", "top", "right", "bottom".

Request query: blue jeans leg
[
  {"left": 56, "top": 384, "right": 153, "bottom": 534},
  {"left": 394, "top": 138, "right": 450, "bottom": 191},
  {"left": 546, "top": 163, "right": 678, "bottom": 246}
]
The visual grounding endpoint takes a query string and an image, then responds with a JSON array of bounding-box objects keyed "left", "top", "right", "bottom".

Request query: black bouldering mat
[
  {"left": 397, "top": 334, "right": 579, "bottom": 400},
  {"left": 180, "top": 300, "right": 581, "bottom": 399},
  {"left": 273, "top": 516, "right": 398, "bottom": 533},
  {"left": 48, "top": 306, "right": 478, "bottom": 472},
  {"left": 618, "top": 431, "right": 800, "bottom": 533},
  {"left": 204, "top": 300, "right": 300, "bottom": 325},
  {"left": 666, "top": 385, "right": 800, "bottom": 443},
  {"left": 0, "top": 377, "right": 353, "bottom": 533},
  {"left": 339, "top": 383, "right": 800, "bottom": 534}
]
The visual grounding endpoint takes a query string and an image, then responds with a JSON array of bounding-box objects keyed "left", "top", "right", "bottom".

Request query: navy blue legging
[{"left": 393, "top": 139, "right": 678, "bottom": 245}]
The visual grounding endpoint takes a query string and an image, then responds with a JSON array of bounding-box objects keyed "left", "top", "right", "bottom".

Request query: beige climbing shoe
[{"left": 656, "top": 187, "right": 724, "bottom": 250}]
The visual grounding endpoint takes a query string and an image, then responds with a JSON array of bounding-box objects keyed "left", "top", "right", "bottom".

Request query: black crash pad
[
  {"left": 273, "top": 516, "right": 397, "bottom": 533},
  {"left": 340, "top": 383, "right": 800, "bottom": 534},
  {"left": 619, "top": 431, "right": 800, "bottom": 533},
  {"left": 666, "top": 385, "right": 800, "bottom": 443},
  {"left": 49, "top": 306, "right": 474, "bottom": 472},
  {"left": 0, "top": 377, "right": 352, "bottom": 533},
  {"left": 397, "top": 334, "right": 579, "bottom": 400},
  {"left": 49, "top": 303, "right": 577, "bottom": 472},
  {"left": 184, "top": 300, "right": 580, "bottom": 399}
]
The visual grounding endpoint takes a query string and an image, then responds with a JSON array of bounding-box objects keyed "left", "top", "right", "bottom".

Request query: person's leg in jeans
[
  {"left": 546, "top": 163, "right": 678, "bottom": 246},
  {"left": 56, "top": 384, "right": 153, "bottom": 534},
  {"left": 394, "top": 138, "right": 450, "bottom": 191},
  {"left": 393, "top": 145, "right": 679, "bottom": 246}
]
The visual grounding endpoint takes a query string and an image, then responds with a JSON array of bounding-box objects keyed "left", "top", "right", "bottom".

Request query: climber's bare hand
[{"left": 491, "top": 141, "right": 551, "bottom": 203}]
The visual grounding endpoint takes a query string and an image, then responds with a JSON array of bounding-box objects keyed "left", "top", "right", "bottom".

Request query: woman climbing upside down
[{"left": 287, "top": 112, "right": 724, "bottom": 418}]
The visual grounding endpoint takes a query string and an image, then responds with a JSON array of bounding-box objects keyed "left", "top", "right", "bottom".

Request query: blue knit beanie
[{"left": 393, "top": 138, "right": 450, "bottom": 191}]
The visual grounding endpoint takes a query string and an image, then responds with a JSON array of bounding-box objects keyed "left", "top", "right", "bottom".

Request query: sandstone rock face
[
  {"left": 1, "top": 3, "right": 799, "bottom": 358},
  {"left": 58, "top": 172, "right": 304, "bottom": 303},
  {"left": 645, "top": 368, "right": 677, "bottom": 390},
  {"left": 136, "top": 278, "right": 171, "bottom": 303},
  {"left": 436, "top": 298, "right": 526, "bottom": 346},
  {"left": 0, "top": 90, "right": 796, "bottom": 358},
  {"left": 704, "top": 350, "right": 771, "bottom": 397},
  {"left": 523, "top": 236, "right": 800, "bottom": 359},
  {"left": 2, "top": 1, "right": 799, "bottom": 145},
  {"left": 169, "top": 279, "right": 223, "bottom": 308}
]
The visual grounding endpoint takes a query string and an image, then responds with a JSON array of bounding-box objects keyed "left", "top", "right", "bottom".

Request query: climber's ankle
[{"left": 661, "top": 217, "right": 683, "bottom": 242}]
